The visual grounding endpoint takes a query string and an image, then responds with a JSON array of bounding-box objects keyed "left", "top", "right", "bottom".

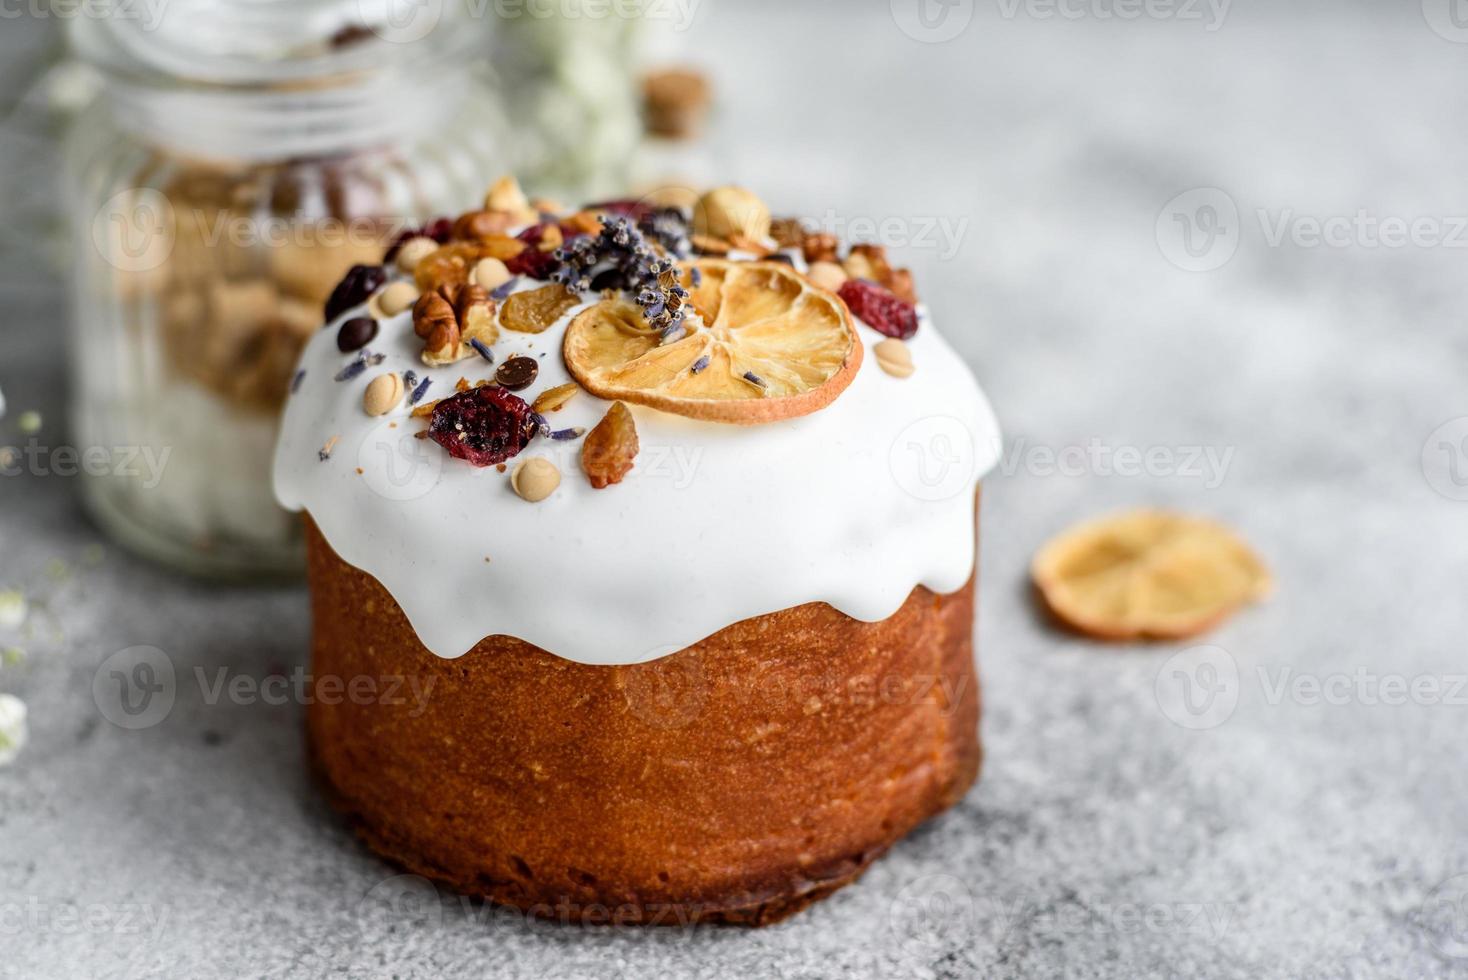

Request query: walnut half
[{"left": 413, "top": 282, "right": 499, "bottom": 367}]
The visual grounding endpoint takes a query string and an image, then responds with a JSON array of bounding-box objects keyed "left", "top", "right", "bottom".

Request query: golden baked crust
[{"left": 304, "top": 514, "right": 981, "bottom": 926}]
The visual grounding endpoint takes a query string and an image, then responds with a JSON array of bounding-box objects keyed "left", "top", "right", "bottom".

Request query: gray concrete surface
[{"left": 3, "top": 3, "right": 1468, "bottom": 977}]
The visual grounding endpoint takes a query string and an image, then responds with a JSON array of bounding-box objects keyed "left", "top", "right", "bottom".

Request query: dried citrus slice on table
[
  {"left": 1031, "top": 510, "right": 1271, "bottom": 641},
  {"left": 562, "top": 259, "right": 862, "bottom": 424}
]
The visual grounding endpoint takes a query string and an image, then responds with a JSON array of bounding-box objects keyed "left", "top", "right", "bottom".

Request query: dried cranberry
[
  {"left": 383, "top": 218, "right": 453, "bottom": 263},
  {"left": 506, "top": 244, "right": 562, "bottom": 281},
  {"left": 838, "top": 279, "right": 919, "bottom": 340},
  {"left": 336, "top": 316, "right": 378, "bottom": 352},
  {"left": 325, "top": 265, "right": 386, "bottom": 323},
  {"left": 428, "top": 385, "right": 539, "bottom": 467}
]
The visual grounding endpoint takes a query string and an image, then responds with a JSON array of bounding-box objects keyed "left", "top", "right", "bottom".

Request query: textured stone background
[{"left": 3, "top": 3, "right": 1468, "bottom": 978}]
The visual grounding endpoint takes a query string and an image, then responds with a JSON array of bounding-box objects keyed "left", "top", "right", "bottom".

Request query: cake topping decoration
[
  {"left": 363, "top": 373, "right": 405, "bottom": 417},
  {"left": 531, "top": 382, "right": 579, "bottom": 414},
  {"left": 510, "top": 457, "right": 561, "bottom": 503},
  {"left": 496, "top": 356, "right": 539, "bottom": 391},
  {"left": 427, "top": 385, "right": 540, "bottom": 468},
  {"left": 334, "top": 357, "right": 367, "bottom": 383},
  {"left": 582, "top": 402, "right": 638, "bottom": 489},
  {"left": 409, "top": 375, "right": 432, "bottom": 405},
  {"left": 563, "top": 259, "right": 861, "bottom": 424},
  {"left": 335, "top": 316, "right": 378, "bottom": 353},
  {"left": 838, "top": 279, "right": 919, "bottom": 340},
  {"left": 291, "top": 369, "right": 306, "bottom": 394},
  {"left": 469, "top": 338, "right": 495, "bottom": 363},
  {"left": 501, "top": 283, "right": 580, "bottom": 334},
  {"left": 325, "top": 265, "right": 386, "bottom": 323},
  {"left": 874, "top": 339, "right": 914, "bottom": 379},
  {"left": 318, "top": 435, "right": 339, "bottom": 462}
]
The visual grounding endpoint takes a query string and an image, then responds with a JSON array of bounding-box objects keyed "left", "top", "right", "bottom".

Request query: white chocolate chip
[
  {"left": 376, "top": 281, "right": 419, "bottom": 317},
  {"left": 363, "top": 373, "right": 406, "bottom": 416},
  {"left": 874, "top": 339, "right": 914, "bottom": 379},
  {"left": 511, "top": 457, "right": 561, "bottom": 503},
  {"left": 472, "top": 257, "right": 512, "bottom": 292},
  {"left": 395, "top": 237, "right": 439, "bottom": 274},
  {"left": 806, "top": 261, "right": 848, "bottom": 293}
]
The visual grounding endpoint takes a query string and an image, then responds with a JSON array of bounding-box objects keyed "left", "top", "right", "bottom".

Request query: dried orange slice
[
  {"left": 1032, "top": 510, "right": 1271, "bottom": 641},
  {"left": 562, "top": 259, "right": 862, "bottom": 424}
]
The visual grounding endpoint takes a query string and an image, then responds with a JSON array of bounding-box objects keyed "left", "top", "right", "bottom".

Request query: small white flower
[
  {"left": 0, "top": 591, "right": 26, "bottom": 630},
  {"left": 0, "top": 694, "right": 27, "bottom": 766}
]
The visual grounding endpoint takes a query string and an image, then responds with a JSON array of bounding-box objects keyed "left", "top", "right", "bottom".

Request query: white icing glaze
[{"left": 273, "top": 260, "right": 1001, "bottom": 665}]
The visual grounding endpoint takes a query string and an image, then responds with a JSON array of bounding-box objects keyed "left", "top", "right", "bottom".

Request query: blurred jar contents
[{"left": 63, "top": 5, "right": 508, "bottom": 578}]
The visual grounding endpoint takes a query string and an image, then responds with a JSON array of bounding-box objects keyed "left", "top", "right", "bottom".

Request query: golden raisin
[
  {"left": 582, "top": 401, "right": 638, "bottom": 489},
  {"left": 500, "top": 283, "right": 580, "bottom": 334}
]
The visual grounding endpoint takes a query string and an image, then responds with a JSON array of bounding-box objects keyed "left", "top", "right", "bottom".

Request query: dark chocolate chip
[
  {"left": 336, "top": 316, "right": 379, "bottom": 353},
  {"left": 495, "top": 355, "right": 539, "bottom": 392}
]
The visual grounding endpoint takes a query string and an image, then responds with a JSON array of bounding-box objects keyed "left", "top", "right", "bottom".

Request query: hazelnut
[
  {"left": 806, "top": 261, "right": 848, "bottom": 293},
  {"left": 363, "top": 373, "right": 406, "bottom": 416},
  {"left": 373, "top": 281, "right": 419, "bottom": 318},
  {"left": 694, "top": 186, "right": 771, "bottom": 243},
  {"left": 510, "top": 457, "right": 561, "bottom": 503},
  {"left": 395, "top": 236, "right": 439, "bottom": 274},
  {"left": 472, "top": 257, "right": 512, "bottom": 291},
  {"left": 485, "top": 175, "right": 531, "bottom": 216},
  {"left": 874, "top": 339, "right": 914, "bottom": 379},
  {"left": 454, "top": 209, "right": 516, "bottom": 240}
]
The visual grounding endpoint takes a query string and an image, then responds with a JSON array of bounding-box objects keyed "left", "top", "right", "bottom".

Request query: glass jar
[{"left": 62, "top": 4, "right": 509, "bottom": 579}]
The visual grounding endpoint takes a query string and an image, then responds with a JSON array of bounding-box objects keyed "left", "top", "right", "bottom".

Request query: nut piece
[
  {"left": 413, "top": 289, "right": 457, "bottom": 340},
  {"left": 472, "top": 257, "right": 512, "bottom": 291},
  {"left": 363, "top": 372, "right": 406, "bottom": 416},
  {"left": 485, "top": 175, "right": 530, "bottom": 214},
  {"left": 510, "top": 457, "right": 561, "bottom": 503},
  {"left": 694, "top": 186, "right": 771, "bottom": 243},
  {"left": 806, "top": 261, "right": 848, "bottom": 293},
  {"left": 801, "top": 232, "right": 840, "bottom": 265},
  {"left": 582, "top": 401, "right": 638, "bottom": 489},
  {"left": 454, "top": 210, "right": 517, "bottom": 240},
  {"left": 531, "top": 382, "right": 580, "bottom": 414},
  {"left": 874, "top": 338, "right": 914, "bottom": 378},
  {"left": 395, "top": 236, "right": 439, "bottom": 274},
  {"left": 373, "top": 281, "right": 419, "bottom": 318}
]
